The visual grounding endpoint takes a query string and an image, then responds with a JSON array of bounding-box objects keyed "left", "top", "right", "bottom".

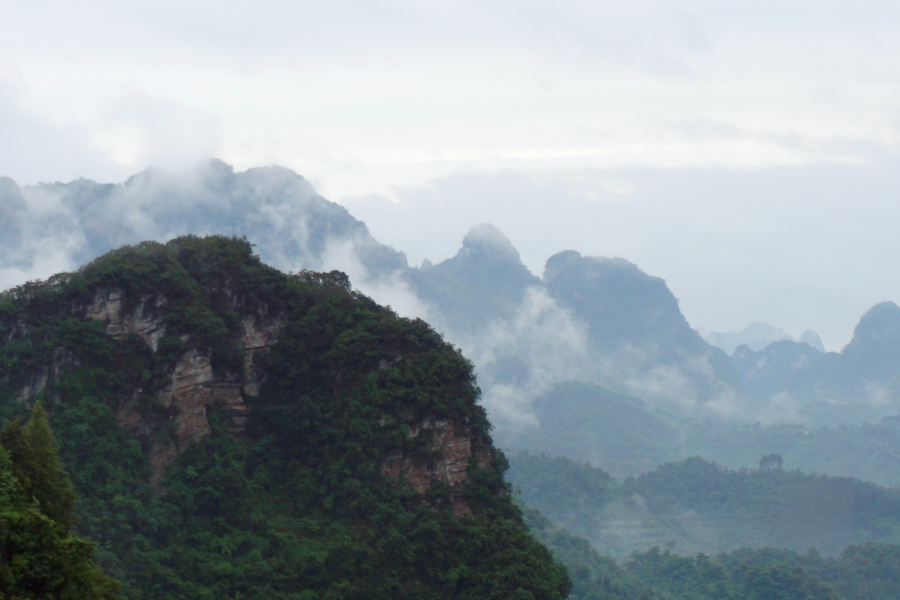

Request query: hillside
[
  {"left": 508, "top": 452, "right": 900, "bottom": 558},
  {"left": 0, "top": 236, "right": 570, "bottom": 599},
  {"left": 499, "top": 381, "right": 900, "bottom": 486}
]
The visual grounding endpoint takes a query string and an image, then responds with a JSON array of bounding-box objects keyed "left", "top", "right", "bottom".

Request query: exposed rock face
[
  {"left": 383, "top": 419, "right": 489, "bottom": 515},
  {"left": 15, "top": 287, "right": 286, "bottom": 484},
  {"left": 17, "top": 348, "right": 79, "bottom": 403},
  {"left": 121, "top": 312, "right": 284, "bottom": 484},
  {"left": 241, "top": 315, "right": 284, "bottom": 398},
  {"left": 12, "top": 284, "right": 482, "bottom": 499},
  {"left": 85, "top": 288, "right": 168, "bottom": 352}
]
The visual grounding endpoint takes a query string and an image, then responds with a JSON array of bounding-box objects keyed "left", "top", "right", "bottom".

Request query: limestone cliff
[{"left": 0, "top": 238, "right": 493, "bottom": 502}]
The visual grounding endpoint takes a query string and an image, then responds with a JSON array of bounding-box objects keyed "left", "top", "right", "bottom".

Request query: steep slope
[
  {"left": 773, "top": 301, "right": 900, "bottom": 422},
  {"left": 540, "top": 251, "right": 741, "bottom": 408},
  {"left": 408, "top": 224, "right": 541, "bottom": 336},
  {"left": 0, "top": 236, "right": 569, "bottom": 599},
  {"left": 542, "top": 251, "right": 702, "bottom": 355}
]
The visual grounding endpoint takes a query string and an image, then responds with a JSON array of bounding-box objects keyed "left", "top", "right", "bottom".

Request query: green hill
[
  {"left": 508, "top": 452, "right": 900, "bottom": 558},
  {"left": 501, "top": 381, "right": 900, "bottom": 487},
  {"left": 0, "top": 236, "right": 569, "bottom": 599}
]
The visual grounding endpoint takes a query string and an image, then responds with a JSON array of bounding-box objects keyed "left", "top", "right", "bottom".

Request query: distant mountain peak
[
  {"left": 852, "top": 301, "right": 900, "bottom": 338},
  {"left": 460, "top": 223, "right": 522, "bottom": 263},
  {"left": 799, "top": 330, "right": 826, "bottom": 353},
  {"left": 841, "top": 301, "right": 900, "bottom": 364},
  {"left": 704, "top": 322, "right": 793, "bottom": 355}
]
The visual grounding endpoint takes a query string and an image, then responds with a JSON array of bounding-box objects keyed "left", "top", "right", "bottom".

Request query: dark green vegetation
[
  {"left": 0, "top": 403, "right": 120, "bottom": 599},
  {"left": 0, "top": 236, "right": 570, "bottom": 599},
  {"left": 508, "top": 452, "right": 900, "bottom": 558}
]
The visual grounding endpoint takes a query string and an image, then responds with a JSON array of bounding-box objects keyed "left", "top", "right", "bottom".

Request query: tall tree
[{"left": 0, "top": 404, "right": 120, "bottom": 599}]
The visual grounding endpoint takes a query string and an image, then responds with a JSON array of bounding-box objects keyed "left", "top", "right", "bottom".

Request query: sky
[{"left": 2, "top": 0, "right": 900, "bottom": 350}]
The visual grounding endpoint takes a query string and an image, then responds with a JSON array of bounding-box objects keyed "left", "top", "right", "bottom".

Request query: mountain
[
  {"left": 12, "top": 160, "right": 900, "bottom": 435},
  {"left": 730, "top": 340, "right": 823, "bottom": 400},
  {"left": 541, "top": 251, "right": 740, "bottom": 406},
  {"left": 704, "top": 322, "right": 795, "bottom": 354},
  {"left": 763, "top": 301, "right": 900, "bottom": 423},
  {"left": 799, "top": 330, "right": 826, "bottom": 352},
  {"left": 1, "top": 159, "right": 408, "bottom": 285},
  {"left": 0, "top": 236, "right": 570, "bottom": 599},
  {"left": 407, "top": 223, "right": 540, "bottom": 336}
]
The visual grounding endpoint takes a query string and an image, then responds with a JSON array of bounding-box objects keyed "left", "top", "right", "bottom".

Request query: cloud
[
  {"left": 318, "top": 236, "right": 438, "bottom": 324},
  {"left": 0, "top": 177, "right": 86, "bottom": 291},
  {"left": 0, "top": 83, "right": 126, "bottom": 185},
  {"left": 453, "top": 286, "right": 590, "bottom": 428},
  {"left": 91, "top": 91, "right": 223, "bottom": 170},
  {"left": 0, "top": 161, "right": 400, "bottom": 294}
]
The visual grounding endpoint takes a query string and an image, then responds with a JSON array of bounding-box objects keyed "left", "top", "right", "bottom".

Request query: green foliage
[
  {"left": 716, "top": 543, "right": 900, "bottom": 600},
  {"left": 0, "top": 236, "right": 569, "bottom": 600},
  {"left": 1, "top": 403, "right": 78, "bottom": 532},
  {"left": 626, "top": 547, "right": 839, "bottom": 600},
  {"left": 517, "top": 500, "right": 849, "bottom": 600},
  {"left": 0, "top": 404, "right": 120, "bottom": 599}
]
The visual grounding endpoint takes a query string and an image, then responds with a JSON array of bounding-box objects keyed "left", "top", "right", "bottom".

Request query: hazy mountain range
[
  {"left": 704, "top": 322, "right": 825, "bottom": 354},
  {"left": 4, "top": 159, "right": 900, "bottom": 455}
]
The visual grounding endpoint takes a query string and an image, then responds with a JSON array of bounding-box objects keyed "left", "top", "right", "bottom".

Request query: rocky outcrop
[
  {"left": 85, "top": 288, "right": 168, "bottom": 352},
  {"left": 13, "top": 286, "right": 286, "bottom": 484},
  {"left": 113, "top": 311, "right": 284, "bottom": 484},
  {"left": 11, "top": 282, "right": 481, "bottom": 500},
  {"left": 16, "top": 348, "right": 79, "bottom": 403},
  {"left": 382, "top": 418, "right": 489, "bottom": 515}
]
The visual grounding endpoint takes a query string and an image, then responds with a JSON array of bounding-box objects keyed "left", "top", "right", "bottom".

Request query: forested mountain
[
  {"left": 0, "top": 403, "right": 120, "bottom": 599},
  {"left": 0, "top": 236, "right": 570, "bottom": 599},
  {"left": 7, "top": 161, "right": 900, "bottom": 597},
  {"left": 407, "top": 223, "right": 540, "bottom": 336},
  {"left": 508, "top": 452, "right": 900, "bottom": 558},
  {"left": 782, "top": 302, "right": 900, "bottom": 413},
  {"left": 0, "top": 162, "right": 748, "bottom": 429}
]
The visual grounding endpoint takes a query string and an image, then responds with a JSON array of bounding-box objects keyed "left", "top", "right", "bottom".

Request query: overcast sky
[{"left": 2, "top": 0, "right": 900, "bottom": 349}]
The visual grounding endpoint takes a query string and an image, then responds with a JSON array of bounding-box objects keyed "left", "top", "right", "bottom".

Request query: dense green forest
[
  {"left": 0, "top": 403, "right": 119, "bottom": 599},
  {"left": 0, "top": 236, "right": 570, "bottom": 599},
  {"left": 508, "top": 452, "right": 900, "bottom": 558}
]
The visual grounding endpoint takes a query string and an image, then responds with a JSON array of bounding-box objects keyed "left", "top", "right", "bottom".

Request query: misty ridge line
[{"left": 4, "top": 159, "right": 900, "bottom": 439}]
